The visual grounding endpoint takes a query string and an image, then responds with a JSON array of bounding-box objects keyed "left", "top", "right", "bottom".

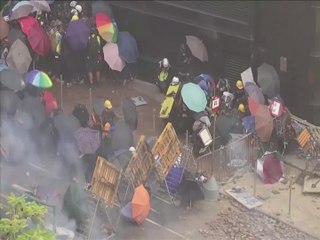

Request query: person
[
  {"left": 50, "top": 24, "right": 64, "bottom": 82},
  {"left": 86, "top": 26, "right": 103, "bottom": 87},
  {"left": 70, "top": 9, "right": 79, "bottom": 21},
  {"left": 233, "top": 79, "right": 247, "bottom": 108},
  {"left": 177, "top": 42, "right": 192, "bottom": 81},
  {"left": 156, "top": 58, "right": 171, "bottom": 93},
  {"left": 96, "top": 123, "right": 113, "bottom": 160},
  {"left": 101, "top": 100, "right": 118, "bottom": 130},
  {"left": 72, "top": 103, "right": 89, "bottom": 127},
  {"left": 216, "top": 78, "right": 231, "bottom": 97},
  {"left": 0, "top": 37, "right": 9, "bottom": 65}
]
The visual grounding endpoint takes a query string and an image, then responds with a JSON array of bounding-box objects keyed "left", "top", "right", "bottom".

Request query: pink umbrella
[
  {"left": 255, "top": 104, "right": 273, "bottom": 143},
  {"left": 103, "top": 43, "right": 126, "bottom": 72}
]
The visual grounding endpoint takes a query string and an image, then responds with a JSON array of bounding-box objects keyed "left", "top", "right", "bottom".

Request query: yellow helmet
[
  {"left": 236, "top": 80, "right": 244, "bottom": 90},
  {"left": 238, "top": 103, "right": 245, "bottom": 113},
  {"left": 104, "top": 100, "right": 112, "bottom": 109},
  {"left": 103, "top": 122, "right": 111, "bottom": 132}
]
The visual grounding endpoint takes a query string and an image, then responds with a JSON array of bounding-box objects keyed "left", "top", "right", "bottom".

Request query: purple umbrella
[
  {"left": 244, "top": 82, "right": 265, "bottom": 105},
  {"left": 74, "top": 127, "right": 100, "bottom": 155},
  {"left": 66, "top": 19, "right": 90, "bottom": 51}
]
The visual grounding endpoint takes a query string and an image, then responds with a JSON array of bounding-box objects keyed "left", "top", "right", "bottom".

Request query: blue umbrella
[
  {"left": 118, "top": 31, "right": 139, "bottom": 63},
  {"left": 181, "top": 83, "right": 207, "bottom": 112},
  {"left": 242, "top": 115, "right": 256, "bottom": 134},
  {"left": 66, "top": 19, "right": 90, "bottom": 51}
]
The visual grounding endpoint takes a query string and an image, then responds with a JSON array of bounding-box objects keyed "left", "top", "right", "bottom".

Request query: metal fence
[{"left": 197, "top": 133, "right": 259, "bottom": 182}]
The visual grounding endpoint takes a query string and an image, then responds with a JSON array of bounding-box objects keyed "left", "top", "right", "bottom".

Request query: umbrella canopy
[
  {"left": 112, "top": 121, "right": 134, "bottom": 153},
  {"left": 6, "top": 39, "right": 32, "bottom": 74},
  {"left": 0, "top": 65, "right": 25, "bottom": 91},
  {"left": 118, "top": 31, "right": 139, "bottom": 63},
  {"left": 121, "top": 202, "right": 136, "bottom": 223},
  {"left": 66, "top": 19, "right": 90, "bottom": 51},
  {"left": 0, "top": 17, "right": 9, "bottom": 40},
  {"left": 185, "top": 35, "right": 208, "bottom": 62},
  {"left": 96, "top": 13, "right": 118, "bottom": 43},
  {"left": 181, "top": 83, "right": 207, "bottom": 112},
  {"left": 177, "top": 179, "right": 204, "bottom": 205},
  {"left": 255, "top": 104, "right": 274, "bottom": 143},
  {"left": 18, "top": 16, "right": 37, "bottom": 35},
  {"left": 30, "top": 0, "right": 51, "bottom": 12},
  {"left": 248, "top": 96, "right": 260, "bottom": 115},
  {"left": 257, "top": 62, "right": 280, "bottom": 99},
  {"left": 74, "top": 127, "right": 100, "bottom": 155},
  {"left": 26, "top": 18, "right": 50, "bottom": 56},
  {"left": 242, "top": 115, "right": 255, "bottom": 134},
  {"left": 215, "top": 112, "right": 238, "bottom": 144},
  {"left": 10, "top": 1, "right": 34, "bottom": 20},
  {"left": 54, "top": 112, "right": 80, "bottom": 135},
  {"left": 103, "top": 43, "right": 126, "bottom": 72},
  {"left": 17, "top": 95, "right": 46, "bottom": 128},
  {"left": 92, "top": 1, "right": 113, "bottom": 17},
  {"left": 0, "top": 89, "right": 21, "bottom": 116},
  {"left": 258, "top": 152, "right": 283, "bottom": 184},
  {"left": 244, "top": 82, "right": 265, "bottom": 105},
  {"left": 43, "top": 90, "right": 58, "bottom": 113},
  {"left": 8, "top": 29, "right": 27, "bottom": 46},
  {"left": 122, "top": 97, "right": 138, "bottom": 131},
  {"left": 25, "top": 70, "right": 52, "bottom": 88},
  {"left": 132, "top": 185, "right": 150, "bottom": 224}
]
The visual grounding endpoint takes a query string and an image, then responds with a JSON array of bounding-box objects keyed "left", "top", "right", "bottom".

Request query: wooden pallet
[
  {"left": 89, "top": 156, "right": 122, "bottom": 207},
  {"left": 125, "top": 136, "right": 154, "bottom": 188},
  {"left": 152, "top": 122, "right": 181, "bottom": 181}
]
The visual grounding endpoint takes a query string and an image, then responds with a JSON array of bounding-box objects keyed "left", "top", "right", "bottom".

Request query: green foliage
[{"left": 0, "top": 193, "right": 56, "bottom": 240}]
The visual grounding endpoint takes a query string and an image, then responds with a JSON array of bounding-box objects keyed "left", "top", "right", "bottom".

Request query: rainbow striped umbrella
[
  {"left": 96, "top": 12, "right": 118, "bottom": 43},
  {"left": 25, "top": 70, "right": 52, "bottom": 88}
]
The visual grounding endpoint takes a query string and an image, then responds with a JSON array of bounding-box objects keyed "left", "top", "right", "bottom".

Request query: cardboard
[
  {"left": 131, "top": 96, "right": 147, "bottom": 107},
  {"left": 225, "top": 188, "right": 263, "bottom": 209}
]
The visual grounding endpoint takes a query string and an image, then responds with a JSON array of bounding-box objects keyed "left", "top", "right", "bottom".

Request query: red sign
[{"left": 211, "top": 96, "right": 220, "bottom": 113}]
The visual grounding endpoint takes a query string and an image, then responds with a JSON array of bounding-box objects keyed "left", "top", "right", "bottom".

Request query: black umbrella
[
  {"left": 0, "top": 66, "right": 25, "bottom": 91},
  {"left": 17, "top": 96, "right": 46, "bottom": 128},
  {"left": 215, "top": 110, "right": 238, "bottom": 144},
  {"left": 111, "top": 121, "right": 134, "bottom": 153},
  {"left": 0, "top": 89, "right": 21, "bottom": 116},
  {"left": 92, "top": 1, "right": 113, "bottom": 17},
  {"left": 53, "top": 112, "right": 80, "bottom": 135},
  {"left": 122, "top": 97, "right": 138, "bottom": 131},
  {"left": 8, "top": 28, "right": 27, "bottom": 46},
  {"left": 177, "top": 178, "right": 204, "bottom": 207}
]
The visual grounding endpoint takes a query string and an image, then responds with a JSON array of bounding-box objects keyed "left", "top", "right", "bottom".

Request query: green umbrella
[{"left": 181, "top": 82, "right": 207, "bottom": 112}]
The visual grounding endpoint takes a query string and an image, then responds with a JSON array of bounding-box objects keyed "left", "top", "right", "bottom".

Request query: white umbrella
[
  {"left": 186, "top": 35, "right": 208, "bottom": 62},
  {"left": 7, "top": 39, "right": 32, "bottom": 74},
  {"left": 103, "top": 43, "right": 126, "bottom": 72},
  {"left": 30, "top": 0, "right": 51, "bottom": 12},
  {"left": 10, "top": 1, "right": 34, "bottom": 20}
]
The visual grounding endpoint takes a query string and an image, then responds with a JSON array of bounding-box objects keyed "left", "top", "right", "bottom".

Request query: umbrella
[
  {"left": 112, "top": 121, "right": 134, "bottom": 153},
  {"left": 248, "top": 96, "right": 260, "bottom": 115},
  {"left": 6, "top": 39, "right": 32, "bottom": 74},
  {"left": 0, "top": 89, "right": 21, "bottom": 116},
  {"left": 185, "top": 35, "right": 208, "bottom": 62},
  {"left": 177, "top": 179, "right": 204, "bottom": 206},
  {"left": 10, "top": 1, "right": 34, "bottom": 20},
  {"left": 30, "top": 0, "right": 51, "bottom": 12},
  {"left": 54, "top": 112, "right": 80, "bottom": 135},
  {"left": 0, "top": 65, "right": 25, "bottom": 91},
  {"left": 25, "top": 70, "right": 52, "bottom": 88},
  {"left": 96, "top": 12, "right": 118, "bottom": 43},
  {"left": 18, "top": 16, "right": 37, "bottom": 35},
  {"left": 0, "top": 17, "right": 9, "bottom": 40},
  {"left": 103, "top": 43, "right": 126, "bottom": 72},
  {"left": 74, "top": 127, "right": 100, "bottom": 155},
  {"left": 118, "top": 31, "right": 139, "bottom": 63},
  {"left": 215, "top": 111, "right": 238, "bottom": 144},
  {"left": 254, "top": 104, "right": 274, "bottom": 143},
  {"left": 122, "top": 97, "right": 138, "bottom": 131},
  {"left": 17, "top": 95, "right": 46, "bottom": 128},
  {"left": 242, "top": 115, "right": 255, "bottom": 134},
  {"left": 26, "top": 18, "right": 50, "bottom": 56},
  {"left": 121, "top": 202, "right": 136, "bottom": 223},
  {"left": 66, "top": 19, "right": 90, "bottom": 51},
  {"left": 257, "top": 62, "right": 280, "bottom": 99},
  {"left": 244, "top": 82, "right": 265, "bottom": 105},
  {"left": 93, "top": 97, "right": 105, "bottom": 117},
  {"left": 131, "top": 185, "right": 150, "bottom": 224},
  {"left": 8, "top": 29, "right": 27, "bottom": 46},
  {"left": 257, "top": 152, "right": 283, "bottom": 184},
  {"left": 92, "top": 1, "right": 113, "bottom": 17},
  {"left": 43, "top": 90, "right": 58, "bottom": 113},
  {"left": 181, "top": 83, "right": 207, "bottom": 112}
]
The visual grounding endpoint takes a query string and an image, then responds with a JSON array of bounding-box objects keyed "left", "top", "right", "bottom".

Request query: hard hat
[
  {"left": 104, "top": 100, "right": 112, "bottom": 109},
  {"left": 75, "top": 5, "right": 82, "bottom": 13},
  {"left": 70, "top": 8, "right": 78, "bottom": 15},
  {"left": 70, "top": 1, "right": 77, "bottom": 8},
  {"left": 163, "top": 58, "right": 169, "bottom": 68},
  {"left": 171, "top": 76, "right": 179, "bottom": 85},
  {"left": 238, "top": 103, "right": 245, "bottom": 113},
  {"left": 103, "top": 122, "right": 111, "bottom": 132},
  {"left": 236, "top": 80, "right": 244, "bottom": 89}
]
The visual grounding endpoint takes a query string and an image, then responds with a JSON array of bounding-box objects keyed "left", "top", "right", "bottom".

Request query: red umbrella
[
  {"left": 248, "top": 96, "right": 260, "bottom": 115},
  {"left": 19, "top": 16, "right": 37, "bottom": 35},
  {"left": 255, "top": 104, "right": 273, "bottom": 143}
]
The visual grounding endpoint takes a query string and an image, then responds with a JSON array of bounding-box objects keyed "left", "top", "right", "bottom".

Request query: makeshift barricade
[
  {"left": 151, "top": 122, "right": 183, "bottom": 204},
  {"left": 86, "top": 156, "right": 127, "bottom": 240}
]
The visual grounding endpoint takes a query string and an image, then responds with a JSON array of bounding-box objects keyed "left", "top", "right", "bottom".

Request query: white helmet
[
  {"left": 70, "top": 9, "right": 78, "bottom": 15},
  {"left": 171, "top": 77, "right": 179, "bottom": 85},
  {"left": 70, "top": 1, "right": 77, "bottom": 8},
  {"left": 163, "top": 58, "right": 169, "bottom": 68},
  {"left": 75, "top": 5, "right": 82, "bottom": 13}
]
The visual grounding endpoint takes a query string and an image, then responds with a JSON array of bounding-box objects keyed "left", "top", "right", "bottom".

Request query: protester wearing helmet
[
  {"left": 101, "top": 100, "right": 118, "bottom": 131},
  {"left": 156, "top": 58, "right": 172, "bottom": 94},
  {"left": 233, "top": 79, "right": 247, "bottom": 110},
  {"left": 216, "top": 78, "right": 230, "bottom": 97}
]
